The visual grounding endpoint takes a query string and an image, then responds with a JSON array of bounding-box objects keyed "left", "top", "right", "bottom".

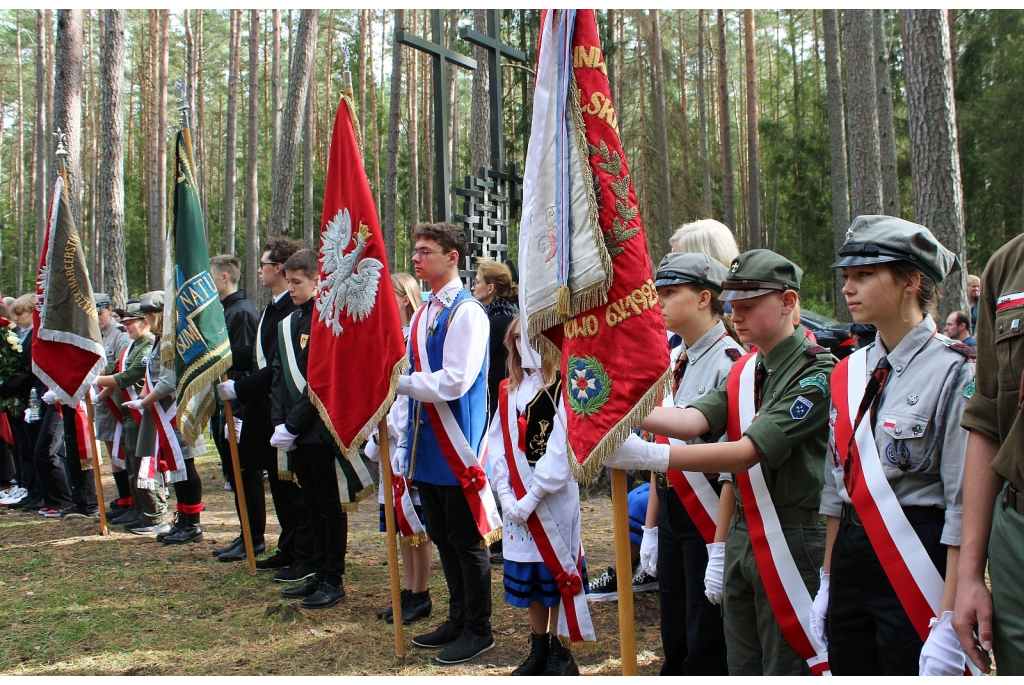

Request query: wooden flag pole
[
  {"left": 85, "top": 397, "right": 109, "bottom": 535},
  {"left": 221, "top": 374, "right": 256, "bottom": 575},
  {"left": 377, "top": 417, "right": 406, "bottom": 657},
  {"left": 610, "top": 467, "right": 638, "bottom": 675}
]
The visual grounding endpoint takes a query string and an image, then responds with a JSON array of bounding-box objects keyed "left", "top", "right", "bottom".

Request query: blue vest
[{"left": 408, "top": 290, "right": 489, "bottom": 486}]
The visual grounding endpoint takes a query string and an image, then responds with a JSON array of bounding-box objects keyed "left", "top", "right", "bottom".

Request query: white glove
[
  {"left": 223, "top": 417, "right": 242, "bottom": 441},
  {"left": 270, "top": 424, "right": 298, "bottom": 452},
  {"left": 810, "top": 569, "right": 830, "bottom": 651},
  {"left": 506, "top": 500, "right": 527, "bottom": 525},
  {"left": 390, "top": 446, "right": 407, "bottom": 479},
  {"left": 122, "top": 399, "right": 144, "bottom": 412},
  {"left": 515, "top": 490, "right": 542, "bottom": 521},
  {"left": 603, "top": 434, "right": 671, "bottom": 472},
  {"left": 42, "top": 390, "right": 58, "bottom": 405},
  {"left": 640, "top": 526, "right": 659, "bottom": 577},
  {"left": 704, "top": 542, "right": 725, "bottom": 605},
  {"left": 216, "top": 380, "right": 237, "bottom": 401},
  {"left": 920, "top": 611, "right": 965, "bottom": 676},
  {"left": 497, "top": 490, "right": 519, "bottom": 522}
]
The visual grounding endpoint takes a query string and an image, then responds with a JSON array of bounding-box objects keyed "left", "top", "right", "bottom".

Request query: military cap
[
  {"left": 833, "top": 215, "right": 960, "bottom": 284},
  {"left": 139, "top": 290, "right": 165, "bottom": 314},
  {"left": 120, "top": 301, "right": 145, "bottom": 322},
  {"left": 655, "top": 252, "right": 730, "bottom": 293},
  {"left": 93, "top": 292, "right": 111, "bottom": 310},
  {"left": 720, "top": 249, "right": 803, "bottom": 302}
]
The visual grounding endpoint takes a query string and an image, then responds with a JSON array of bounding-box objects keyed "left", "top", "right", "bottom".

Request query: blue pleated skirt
[{"left": 503, "top": 558, "right": 590, "bottom": 608}]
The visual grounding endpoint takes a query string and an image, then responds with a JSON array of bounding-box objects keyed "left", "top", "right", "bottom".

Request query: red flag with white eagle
[
  {"left": 32, "top": 175, "right": 105, "bottom": 405},
  {"left": 306, "top": 90, "right": 408, "bottom": 459},
  {"left": 519, "top": 10, "right": 671, "bottom": 481}
]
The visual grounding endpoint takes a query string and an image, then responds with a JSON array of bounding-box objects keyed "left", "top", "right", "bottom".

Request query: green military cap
[
  {"left": 93, "top": 292, "right": 111, "bottom": 310},
  {"left": 833, "top": 215, "right": 960, "bottom": 284},
  {"left": 120, "top": 301, "right": 145, "bottom": 322},
  {"left": 139, "top": 290, "right": 165, "bottom": 314},
  {"left": 655, "top": 252, "right": 730, "bottom": 293},
  {"left": 720, "top": 249, "right": 803, "bottom": 302}
]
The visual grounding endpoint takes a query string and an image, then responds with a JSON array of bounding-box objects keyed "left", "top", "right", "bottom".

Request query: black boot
[
  {"left": 162, "top": 513, "right": 203, "bottom": 545},
  {"left": 512, "top": 632, "right": 550, "bottom": 676},
  {"left": 378, "top": 589, "right": 411, "bottom": 620},
  {"left": 159, "top": 513, "right": 185, "bottom": 543},
  {"left": 541, "top": 634, "right": 579, "bottom": 676},
  {"left": 388, "top": 589, "right": 431, "bottom": 625}
]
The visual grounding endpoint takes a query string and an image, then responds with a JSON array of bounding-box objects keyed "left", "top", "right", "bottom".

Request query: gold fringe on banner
[
  {"left": 400, "top": 531, "right": 430, "bottom": 548},
  {"left": 559, "top": 635, "right": 598, "bottom": 655}
]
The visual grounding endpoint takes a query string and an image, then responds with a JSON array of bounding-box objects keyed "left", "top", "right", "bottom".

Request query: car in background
[{"left": 800, "top": 310, "right": 856, "bottom": 359}]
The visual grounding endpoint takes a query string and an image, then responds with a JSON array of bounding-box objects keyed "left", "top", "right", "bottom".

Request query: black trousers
[
  {"left": 416, "top": 480, "right": 492, "bottom": 637},
  {"left": 268, "top": 466, "right": 315, "bottom": 564},
  {"left": 226, "top": 460, "right": 267, "bottom": 544},
  {"left": 657, "top": 483, "right": 729, "bottom": 676},
  {"left": 61, "top": 408, "right": 96, "bottom": 511},
  {"left": 210, "top": 409, "right": 234, "bottom": 480},
  {"left": 827, "top": 510, "right": 947, "bottom": 675},
  {"left": 9, "top": 415, "right": 41, "bottom": 499},
  {"left": 34, "top": 405, "right": 72, "bottom": 509},
  {"left": 293, "top": 444, "right": 348, "bottom": 586}
]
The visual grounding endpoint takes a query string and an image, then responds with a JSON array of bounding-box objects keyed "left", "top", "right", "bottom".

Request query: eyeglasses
[
  {"left": 412, "top": 248, "right": 450, "bottom": 258},
  {"left": 259, "top": 261, "right": 280, "bottom": 269}
]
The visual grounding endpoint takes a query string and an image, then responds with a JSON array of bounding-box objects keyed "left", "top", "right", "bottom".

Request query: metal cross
[
  {"left": 396, "top": 10, "right": 477, "bottom": 222},
  {"left": 459, "top": 9, "right": 526, "bottom": 172}
]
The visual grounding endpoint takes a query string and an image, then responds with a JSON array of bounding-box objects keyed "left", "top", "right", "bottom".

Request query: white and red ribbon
[
  {"left": 995, "top": 291, "right": 1024, "bottom": 313},
  {"left": 727, "top": 352, "right": 831, "bottom": 675},
  {"left": 72, "top": 398, "right": 102, "bottom": 470},
  {"left": 137, "top": 360, "right": 186, "bottom": 489}
]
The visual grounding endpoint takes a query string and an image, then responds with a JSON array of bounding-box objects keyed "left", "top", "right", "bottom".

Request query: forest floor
[{"left": 0, "top": 452, "right": 667, "bottom": 676}]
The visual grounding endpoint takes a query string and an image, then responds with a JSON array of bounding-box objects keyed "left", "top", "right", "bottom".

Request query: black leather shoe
[
  {"left": 212, "top": 536, "right": 242, "bottom": 557},
  {"left": 512, "top": 632, "right": 550, "bottom": 676},
  {"left": 412, "top": 619, "right": 463, "bottom": 649},
  {"left": 300, "top": 581, "right": 346, "bottom": 609},
  {"left": 541, "top": 634, "right": 579, "bottom": 676},
  {"left": 387, "top": 589, "right": 432, "bottom": 625},
  {"left": 274, "top": 562, "right": 316, "bottom": 583},
  {"left": 162, "top": 524, "right": 203, "bottom": 545},
  {"left": 218, "top": 540, "right": 266, "bottom": 562},
  {"left": 379, "top": 589, "right": 411, "bottom": 620},
  {"left": 256, "top": 551, "right": 293, "bottom": 571},
  {"left": 436, "top": 632, "right": 495, "bottom": 664},
  {"left": 281, "top": 577, "right": 320, "bottom": 598}
]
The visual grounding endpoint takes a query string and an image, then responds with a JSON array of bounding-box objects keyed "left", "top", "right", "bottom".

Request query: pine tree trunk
[
  {"left": 717, "top": 10, "right": 736, "bottom": 232},
  {"left": 246, "top": 10, "right": 262, "bottom": 300},
  {"left": 100, "top": 10, "right": 127, "bottom": 308},
  {"left": 16, "top": 12, "right": 26, "bottom": 294},
  {"left": 697, "top": 10, "right": 712, "bottom": 218},
  {"left": 823, "top": 9, "right": 852, "bottom": 321},
  {"left": 302, "top": 67, "right": 314, "bottom": 250},
  {"left": 677, "top": 12, "right": 690, "bottom": 224},
  {"left": 744, "top": 10, "right": 762, "bottom": 248},
  {"left": 874, "top": 10, "right": 900, "bottom": 217},
  {"left": 649, "top": 10, "right": 672, "bottom": 261},
  {"left": 53, "top": 9, "right": 84, "bottom": 227},
  {"left": 268, "top": 9, "right": 319, "bottom": 238},
  {"left": 151, "top": 10, "right": 169, "bottom": 289},
  {"left": 901, "top": 9, "right": 967, "bottom": 318},
  {"left": 35, "top": 11, "right": 48, "bottom": 264},
  {"left": 606, "top": 10, "right": 618, "bottom": 109},
  {"left": 224, "top": 9, "right": 241, "bottom": 255},
  {"left": 843, "top": 9, "right": 883, "bottom": 217},
  {"left": 470, "top": 9, "right": 489, "bottom": 174},
  {"left": 358, "top": 10, "right": 369, "bottom": 153},
  {"left": 271, "top": 10, "right": 282, "bottom": 176},
  {"left": 87, "top": 13, "right": 100, "bottom": 280}
]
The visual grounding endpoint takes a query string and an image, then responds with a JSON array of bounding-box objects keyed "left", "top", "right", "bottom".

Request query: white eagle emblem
[{"left": 316, "top": 208, "right": 383, "bottom": 336}]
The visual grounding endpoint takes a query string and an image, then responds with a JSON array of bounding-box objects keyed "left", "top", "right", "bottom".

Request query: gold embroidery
[
  {"left": 572, "top": 45, "right": 608, "bottom": 74},
  {"left": 588, "top": 142, "right": 640, "bottom": 257},
  {"left": 300, "top": 334, "right": 309, "bottom": 349}
]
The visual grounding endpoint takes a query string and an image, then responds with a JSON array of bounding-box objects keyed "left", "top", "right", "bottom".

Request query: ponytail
[{"left": 683, "top": 283, "right": 748, "bottom": 351}]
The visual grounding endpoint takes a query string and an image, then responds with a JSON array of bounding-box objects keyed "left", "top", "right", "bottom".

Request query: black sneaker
[
  {"left": 274, "top": 562, "right": 316, "bottom": 583},
  {"left": 541, "top": 633, "right": 579, "bottom": 675},
  {"left": 436, "top": 632, "right": 495, "bottom": 665},
  {"left": 162, "top": 523, "right": 203, "bottom": 545},
  {"left": 10, "top": 497, "right": 41, "bottom": 511},
  {"left": 631, "top": 567, "right": 659, "bottom": 593},
  {"left": 586, "top": 566, "right": 619, "bottom": 602},
  {"left": 123, "top": 519, "right": 147, "bottom": 533},
  {"left": 212, "top": 536, "right": 242, "bottom": 557},
  {"left": 412, "top": 619, "right": 463, "bottom": 649},
  {"left": 300, "top": 580, "right": 346, "bottom": 609},
  {"left": 281, "top": 576, "right": 320, "bottom": 598},
  {"left": 111, "top": 509, "right": 139, "bottom": 526},
  {"left": 60, "top": 506, "right": 90, "bottom": 519},
  {"left": 46, "top": 505, "right": 78, "bottom": 519},
  {"left": 256, "top": 551, "right": 293, "bottom": 571},
  {"left": 218, "top": 540, "right": 266, "bottom": 562},
  {"left": 379, "top": 589, "right": 411, "bottom": 620}
]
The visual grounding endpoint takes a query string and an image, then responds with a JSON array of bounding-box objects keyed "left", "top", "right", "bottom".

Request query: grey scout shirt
[
  {"left": 821, "top": 315, "right": 973, "bottom": 546},
  {"left": 135, "top": 339, "right": 207, "bottom": 460}
]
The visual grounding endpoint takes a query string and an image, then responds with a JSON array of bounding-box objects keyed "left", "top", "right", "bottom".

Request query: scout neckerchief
[
  {"left": 408, "top": 304, "right": 501, "bottom": 543},
  {"left": 832, "top": 347, "right": 976, "bottom": 675},
  {"left": 499, "top": 379, "right": 595, "bottom": 652},
  {"left": 137, "top": 351, "right": 186, "bottom": 490},
  {"left": 105, "top": 342, "right": 132, "bottom": 468},
  {"left": 727, "top": 351, "right": 831, "bottom": 675},
  {"left": 278, "top": 312, "right": 375, "bottom": 509}
]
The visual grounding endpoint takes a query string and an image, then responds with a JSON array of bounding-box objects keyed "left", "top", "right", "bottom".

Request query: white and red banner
[
  {"left": 728, "top": 353, "right": 831, "bottom": 675},
  {"left": 71, "top": 399, "right": 102, "bottom": 471}
]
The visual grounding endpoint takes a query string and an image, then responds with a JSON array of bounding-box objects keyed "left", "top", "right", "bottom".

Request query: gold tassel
[
  {"left": 556, "top": 285, "right": 572, "bottom": 321},
  {"left": 559, "top": 635, "right": 597, "bottom": 655},
  {"left": 480, "top": 526, "right": 504, "bottom": 548}
]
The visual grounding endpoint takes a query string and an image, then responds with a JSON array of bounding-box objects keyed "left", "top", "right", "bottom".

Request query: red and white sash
[
  {"left": 392, "top": 473, "right": 427, "bottom": 544},
  {"left": 409, "top": 307, "right": 501, "bottom": 543},
  {"left": 137, "top": 360, "right": 186, "bottom": 489},
  {"left": 105, "top": 343, "right": 132, "bottom": 468},
  {"left": 832, "top": 348, "right": 975, "bottom": 675},
  {"left": 728, "top": 352, "right": 831, "bottom": 675},
  {"left": 499, "top": 381, "right": 595, "bottom": 650},
  {"left": 72, "top": 398, "right": 102, "bottom": 470}
]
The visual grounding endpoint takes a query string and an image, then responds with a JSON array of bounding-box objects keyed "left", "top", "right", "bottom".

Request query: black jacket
[
  {"left": 221, "top": 290, "right": 258, "bottom": 419},
  {"left": 0, "top": 329, "right": 46, "bottom": 404},
  {"left": 486, "top": 297, "right": 518, "bottom": 418},
  {"left": 271, "top": 298, "right": 327, "bottom": 446}
]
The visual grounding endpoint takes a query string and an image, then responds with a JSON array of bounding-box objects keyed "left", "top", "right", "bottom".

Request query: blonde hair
[
  {"left": 11, "top": 294, "right": 36, "bottom": 317},
  {"left": 504, "top": 316, "right": 556, "bottom": 391},
  {"left": 391, "top": 273, "right": 423, "bottom": 321},
  {"left": 476, "top": 260, "right": 518, "bottom": 299},
  {"left": 669, "top": 219, "right": 740, "bottom": 268}
]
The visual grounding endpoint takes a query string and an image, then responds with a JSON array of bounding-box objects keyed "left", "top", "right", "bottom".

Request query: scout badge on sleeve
[
  {"left": 306, "top": 71, "right": 408, "bottom": 463},
  {"left": 518, "top": 9, "right": 671, "bottom": 480}
]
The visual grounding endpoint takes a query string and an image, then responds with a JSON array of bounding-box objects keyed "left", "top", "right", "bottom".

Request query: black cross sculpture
[
  {"left": 459, "top": 9, "right": 527, "bottom": 172},
  {"left": 396, "top": 10, "right": 477, "bottom": 222}
]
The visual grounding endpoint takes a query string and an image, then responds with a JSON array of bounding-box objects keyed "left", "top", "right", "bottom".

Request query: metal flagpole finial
[
  {"left": 176, "top": 78, "right": 191, "bottom": 129},
  {"left": 54, "top": 128, "right": 69, "bottom": 158},
  {"left": 341, "top": 36, "right": 352, "bottom": 94}
]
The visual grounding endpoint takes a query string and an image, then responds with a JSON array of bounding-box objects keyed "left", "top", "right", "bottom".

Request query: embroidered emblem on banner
[
  {"left": 566, "top": 355, "right": 612, "bottom": 418},
  {"left": 789, "top": 395, "right": 813, "bottom": 420},
  {"left": 316, "top": 207, "right": 383, "bottom": 336},
  {"left": 963, "top": 379, "right": 975, "bottom": 399},
  {"left": 174, "top": 266, "right": 218, "bottom": 364},
  {"left": 799, "top": 372, "right": 830, "bottom": 397}
]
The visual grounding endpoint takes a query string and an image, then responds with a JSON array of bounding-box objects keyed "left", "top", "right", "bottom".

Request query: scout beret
[
  {"left": 139, "top": 290, "right": 165, "bottom": 314},
  {"left": 721, "top": 249, "right": 803, "bottom": 302},
  {"left": 93, "top": 292, "right": 111, "bottom": 309},
  {"left": 120, "top": 301, "right": 145, "bottom": 322},
  {"left": 832, "top": 215, "right": 960, "bottom": 284},
  {"left": 655, "top": 253, "right": 730, "bottom": 293}
]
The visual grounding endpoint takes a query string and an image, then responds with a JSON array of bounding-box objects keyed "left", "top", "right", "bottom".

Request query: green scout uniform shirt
[
  {"left": 962, "top": 233, "right": 1024, "bottom": 490},
  {"left": 109, "top": 332, "right": 155, "bottom": 429},
  {"left": 689, "top": 325, "right": 835, "bottom": 510}
]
